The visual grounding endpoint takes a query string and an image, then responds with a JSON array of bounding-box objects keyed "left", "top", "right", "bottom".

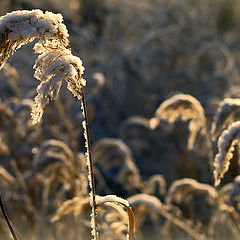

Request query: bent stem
[
  {"left": 0, "top": 193, "right": 19, "bottom": 240},
  {"left": 80, "top": 87, "right": 98, "bottom": 239}
]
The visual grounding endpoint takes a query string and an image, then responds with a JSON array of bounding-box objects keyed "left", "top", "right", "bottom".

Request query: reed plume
[
  {"left": 165, "top": 178, "right": 218, "bottom": 205},
  {"left": 150, "top": 93, "right": 207, "bottom": 149},
  {"left": 211, "top": 98, "right": 240, "bottom": 141},
  {"left": 128, "top": 193, "right": 206, "bottom": 240},
  {"left": 0, "top": 9, "right": 85, "bottom": 124},
  {"left": 213, "top": 121, "right": 240, "bottom": 187}
]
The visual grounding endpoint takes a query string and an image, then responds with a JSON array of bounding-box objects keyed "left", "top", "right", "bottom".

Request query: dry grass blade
[
  {"left": 80, "top": 87, "right": 98, "bottom": 239},
  {"left": 213, "top": 121, "right": 240, "bottom": 186}
]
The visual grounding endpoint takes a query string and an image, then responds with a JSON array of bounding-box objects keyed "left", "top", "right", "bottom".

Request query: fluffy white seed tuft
[{"left": 0, "top": 10, "right": 85, "bottom": 125}]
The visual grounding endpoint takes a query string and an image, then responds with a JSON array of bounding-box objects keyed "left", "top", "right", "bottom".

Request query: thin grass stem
[
  {"left": 80, "top": 87, "right": 98, "bottom": 239},
  {"left": 0, "top": 193, "right": 19, "bottom": 240}
]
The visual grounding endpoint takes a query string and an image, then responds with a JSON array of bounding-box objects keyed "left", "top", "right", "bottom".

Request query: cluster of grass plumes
[
  {"left": 150, "top": 93, "right": 207, "bottom": 150},
  {"left": 2, "top": 1, "right": 240, "bottom": 239},
  {"left": 148, "top": 93, "right": 240, "bottom": 189},
  {"left": 2, "top": 79, "right": 240, "bottom": 239}
]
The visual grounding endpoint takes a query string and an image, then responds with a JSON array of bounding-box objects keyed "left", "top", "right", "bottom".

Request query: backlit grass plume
[
  {"left": 165, "top": 178, "right": 218, "bottom": 205},
  {"left": 150, "top": 93, "right": 207, "bottom": 150},
  {"left": 213, "top": 121, "right": 240, "bottom": 187},
  {"left": 211, "top": 98, "right": 240, "bottom": 141},
  {"left": 0, "top": 9, "right": 85, "bottom": 124}
]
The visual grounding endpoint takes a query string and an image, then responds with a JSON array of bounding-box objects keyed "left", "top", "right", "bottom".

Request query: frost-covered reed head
[
  {"left": 213, "top": 121, "right": 240, "bottom": 187},
  {"left": 150, "top": 93, "right": 207, "bottom": 149},
  {"left": 211, "top": 98, "right": 240, "bottom": 141},
  {"left": 165, "top": 178, "right": 218, "bottom": 205},
  {"left": 32, "top": 43, "right": 85, "bottom": 124},
  {"left": 0, "top": 9, "right": 69, "bottom": 69},
  {"left": 0, "top": 10, "right": 86, "bottom": 124}
]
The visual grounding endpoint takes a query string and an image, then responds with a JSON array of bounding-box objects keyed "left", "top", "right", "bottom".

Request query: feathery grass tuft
[
  {"left": 0, "top": 9, "right": 85, "bottom": 125},
  {"left": 150, "top": 93, "right": 207, "bottom": 149},
  {"left": 211, "top": 98, "right": 240, "bottom": 141},
  {"left": 213, "top": 121, "right": 240, "bottom": 186}
]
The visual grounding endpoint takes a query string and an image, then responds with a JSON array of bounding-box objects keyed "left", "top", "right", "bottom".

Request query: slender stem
[
  {"left": 80, "top": 87, "right": 98, "bottom": 239},
  {"left": 0, "top": 193, "right": 19, "bottom": 240}
]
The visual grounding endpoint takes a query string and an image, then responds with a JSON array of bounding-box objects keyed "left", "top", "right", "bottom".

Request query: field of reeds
[{"left": 1, "top": 0, "right": 240, "bottom": 239}]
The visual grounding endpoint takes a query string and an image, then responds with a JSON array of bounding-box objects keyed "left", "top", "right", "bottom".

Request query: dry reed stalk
[
  {"left": 50, "top": 196, "right": 90, "bottom": 222},
  {"left": 80, "top": 87, "right": 98, "bottom": 238}
]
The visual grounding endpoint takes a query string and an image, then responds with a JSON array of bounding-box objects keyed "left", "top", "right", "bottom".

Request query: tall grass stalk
[{"left": 80, "top": 86, "right": 98, "bottom": 239}]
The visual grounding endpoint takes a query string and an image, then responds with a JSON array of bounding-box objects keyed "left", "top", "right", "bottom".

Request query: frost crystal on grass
[
  {"left": 127, "top": 193, "right": 162, "bottom": 210},
  {"left": 96, "top": 195, "right": 130, "bottom": 207},
  {"left": 32, "top": 45, "right": 85, "bottom": 124},
  {"left": 213, "top": 121, "right": 240, "bottom": 186},
  {"left": 0, "top": 9, "right": 69, "bottom": 70}
]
